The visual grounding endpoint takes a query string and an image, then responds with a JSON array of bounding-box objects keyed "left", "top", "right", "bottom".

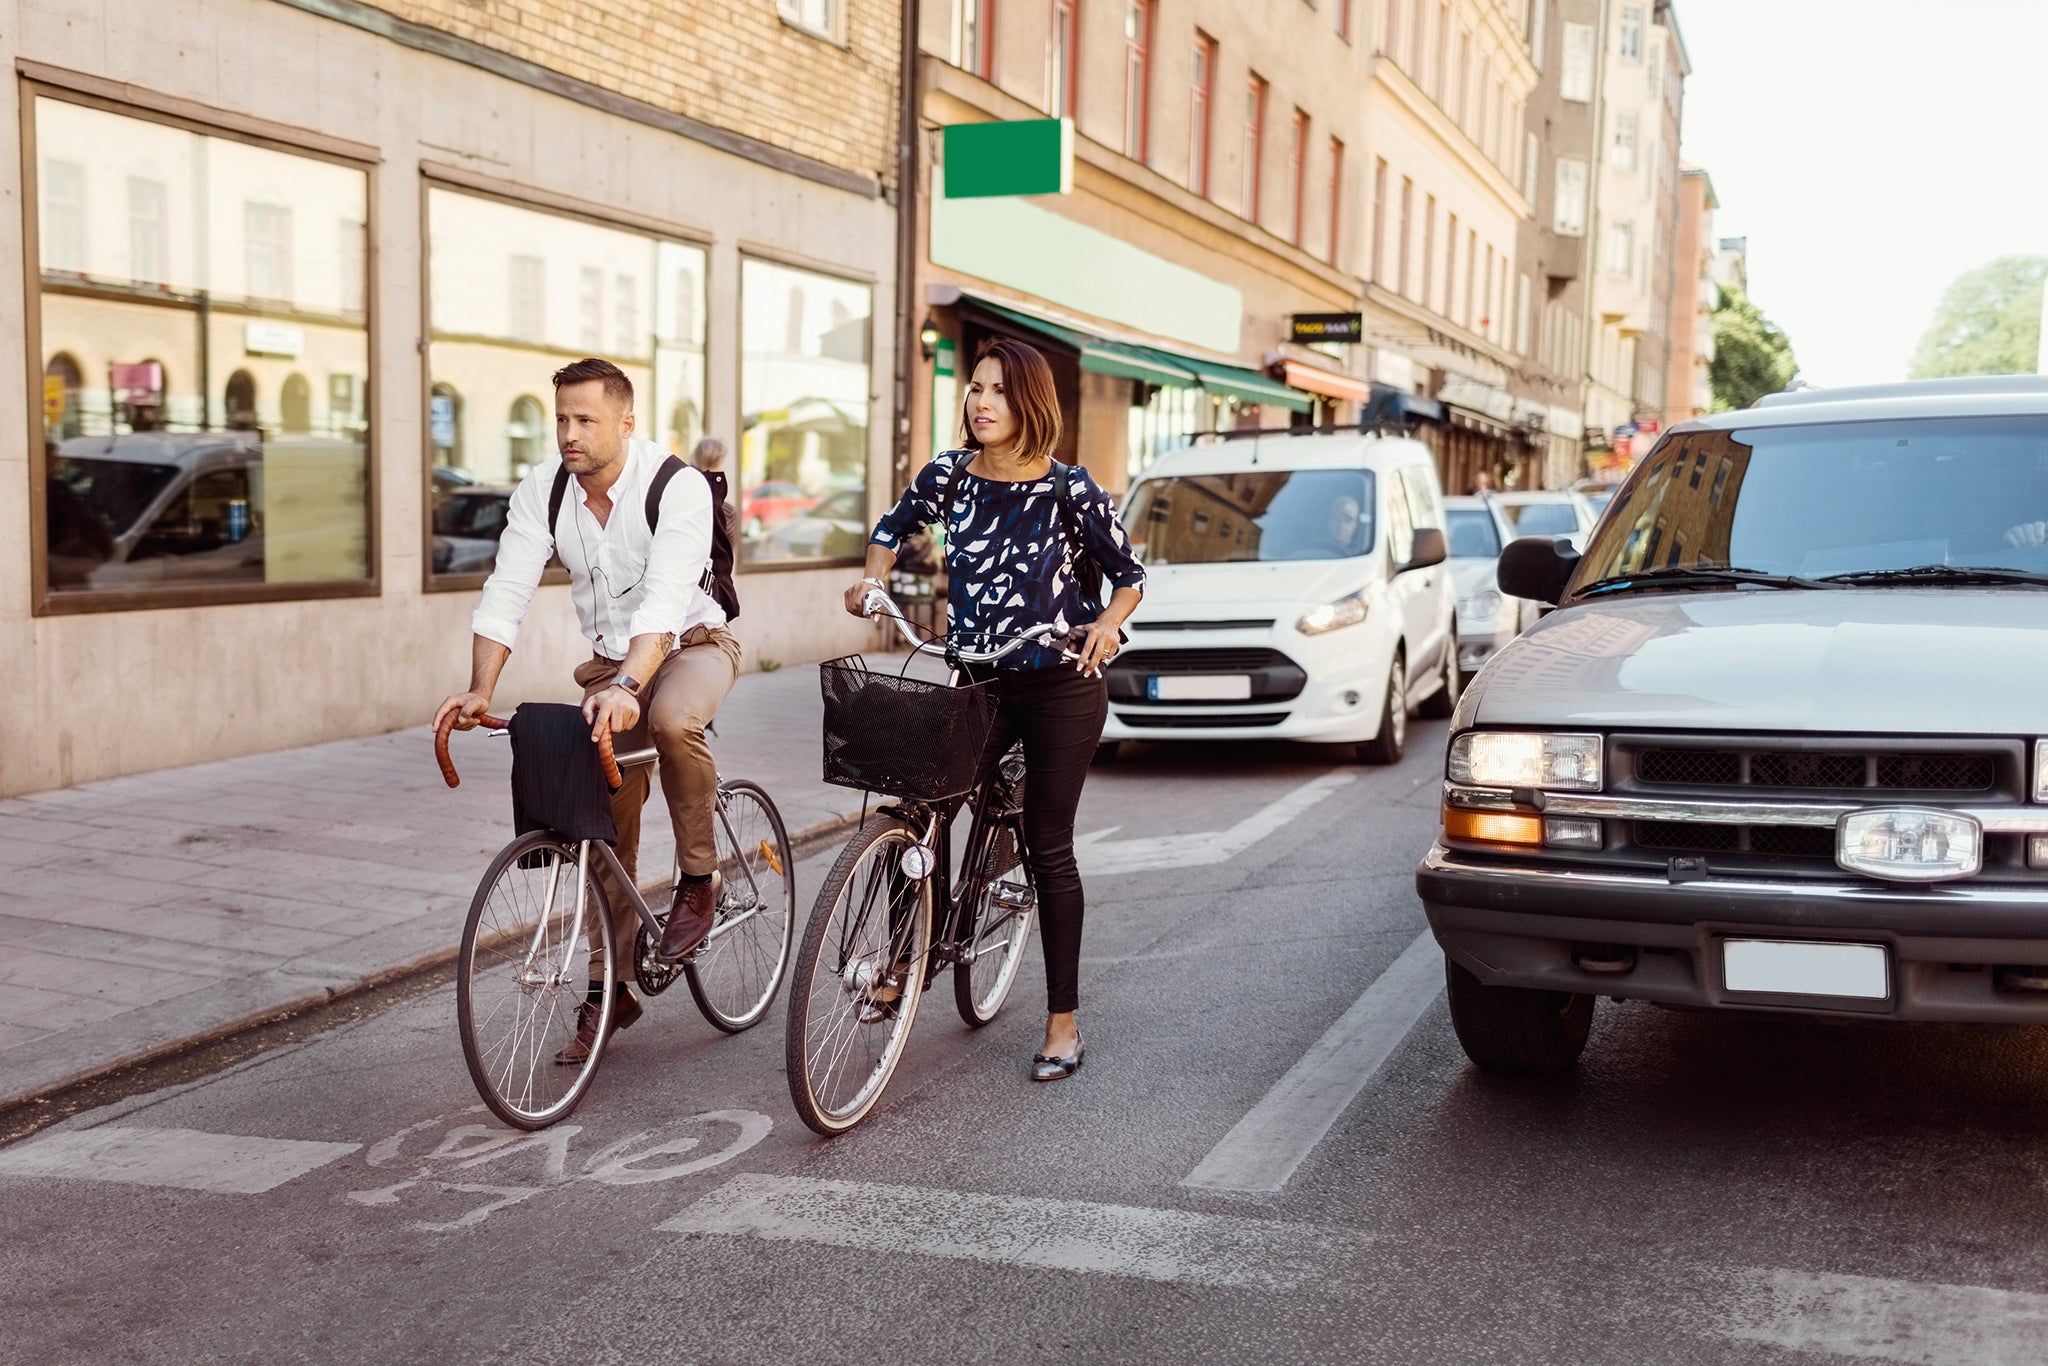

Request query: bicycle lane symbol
[{"left": 345, "top": 1106, "right": 772, "bottom": 1232}]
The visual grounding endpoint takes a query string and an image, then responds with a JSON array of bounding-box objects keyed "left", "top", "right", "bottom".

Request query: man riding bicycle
[{"left": 433, "top": 358, "right": 741, "bottom": 1064}]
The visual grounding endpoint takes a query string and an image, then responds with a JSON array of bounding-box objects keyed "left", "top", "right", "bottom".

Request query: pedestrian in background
[
  {"left": 691, "top": 436, "right": 741, "bottom": 558},
  {"left": 850, "top": 337, "right": 1145, "bottom": 1081}
]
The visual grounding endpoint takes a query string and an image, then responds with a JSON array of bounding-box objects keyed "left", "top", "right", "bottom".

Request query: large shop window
[
  {"left": 424, "top": 187, "right": 707, "bottom": 586},
  {"left": 30, "top": 96, "right": 371, "bottom": 610},
  {"left": 737, "top": 258, "right": 871, "bottom": 567}
]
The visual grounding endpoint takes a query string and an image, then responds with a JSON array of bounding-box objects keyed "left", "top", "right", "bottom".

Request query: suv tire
[
  {"left": 1444, "top": 958, "right": 1594, "bottom": 1073},
  {"left": 1356, "top": 650, "right": 1406, "bottom": 765},
  {"left": 1417, "top": 634, "right": 1459, "bottom": 720}
]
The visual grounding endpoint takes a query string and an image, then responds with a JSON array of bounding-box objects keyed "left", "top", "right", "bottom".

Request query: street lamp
[{"left": 918, "top": 313, "right": 941, "bottom": 361}]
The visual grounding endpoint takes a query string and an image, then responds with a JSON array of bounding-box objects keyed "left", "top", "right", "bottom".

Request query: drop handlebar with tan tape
[{"left": 434, "top": 710, "right": 623, "bottom": 790}]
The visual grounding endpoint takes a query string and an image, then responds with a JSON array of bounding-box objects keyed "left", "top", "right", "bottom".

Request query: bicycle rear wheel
[
  {"left": 685, "top": 779, "right": 796, "bottom": 1032},
  {"left": 456, "top": 832, "right": 615, "bottom": 1131},
  {"left": 954, "top": 811, "right": 1037, "bottom": 1027},
  {"left": 786, "top": 815, "right": 933, "bottom": 1136}
]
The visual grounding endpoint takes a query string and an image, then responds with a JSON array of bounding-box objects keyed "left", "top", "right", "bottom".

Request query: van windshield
[
  {"left": 50, "top": 457, "right": 180, "bottom": 538},
  {"left": 1124, "top": 469, "right": 1376, "bottom": 565}
]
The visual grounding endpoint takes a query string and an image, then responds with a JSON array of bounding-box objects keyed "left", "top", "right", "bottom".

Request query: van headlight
[
  {"left": 1448, "top": 732, "right": 1604, "bottom": 791},
  {"left": 1458, "top": 589, "right": 1503, "bottom": 621},
  {"left": 1297, "top": 590, "right": 1368, "bottom": 635}
]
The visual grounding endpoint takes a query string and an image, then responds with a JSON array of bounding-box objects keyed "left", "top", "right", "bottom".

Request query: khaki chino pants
[{"left": 573, "top": 624, "right": 741, "bottom": 973}]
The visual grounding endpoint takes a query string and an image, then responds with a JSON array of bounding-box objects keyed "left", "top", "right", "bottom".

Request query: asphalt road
[{"left": 6, "top": 722, "right": 2048, "bottom": 1365}]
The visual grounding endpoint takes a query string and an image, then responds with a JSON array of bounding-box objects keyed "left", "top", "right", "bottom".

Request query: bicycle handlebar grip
[
  {"left": 596, "top": 728, "right": 623, "bottom": 790},
  {"left": 433, "top": 710, "right": 510, "bottom": 788}
]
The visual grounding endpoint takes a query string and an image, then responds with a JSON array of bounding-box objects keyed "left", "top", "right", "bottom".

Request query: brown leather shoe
[
  {"left": 553, "top": 988, "right": 644, "bottom": 1066},
  {"left": 659, "top": 873, "right": 721, "bottom": 959}
]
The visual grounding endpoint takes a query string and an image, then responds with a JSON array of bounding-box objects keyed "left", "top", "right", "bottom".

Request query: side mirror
[
  {"left": 1497, "top": 535, "right": 1581, "bottom": 605},
  {"left": 1402, "top": 526, "right": 1448, "bottom": 573}
]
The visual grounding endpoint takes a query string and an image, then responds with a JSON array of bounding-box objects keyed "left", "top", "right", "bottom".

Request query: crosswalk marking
[
  {"left": 1182, "top": 930, "right": 1442, "bottom": 1194},
  {"left": 0, "top": 1126, "right": 360, "bottom": 1194},
  {"left": 659, "top": 1173, "right": 1371, "bottom": 1291},
  {"left": 1715, "top": 1266, "right": 2048, "bottom": 1365}
]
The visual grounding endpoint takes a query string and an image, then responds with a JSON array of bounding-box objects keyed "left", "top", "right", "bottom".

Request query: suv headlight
[
  {"left": 1297, "top": 590, "right": 1368, "bottom": 636},
  {"left": 2036, "top": 740, "right": 2048, "bottom": 802},
  {"left": 1448, "top": 732, "right": 1604, "bottom": 791}
]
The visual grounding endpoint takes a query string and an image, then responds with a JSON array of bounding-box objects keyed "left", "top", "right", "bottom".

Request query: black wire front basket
[{"left": 819, "top": 654, "right": 995, "bottom": 802}]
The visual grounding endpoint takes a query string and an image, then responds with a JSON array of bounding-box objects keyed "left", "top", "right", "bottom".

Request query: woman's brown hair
[{"left": 962, "top": 337, "right": 1063, "bottom": 462}]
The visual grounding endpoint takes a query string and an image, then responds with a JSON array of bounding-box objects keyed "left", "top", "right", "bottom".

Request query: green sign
[{"left": 942, "top": 119, "right": 1073, "bottom": 199}]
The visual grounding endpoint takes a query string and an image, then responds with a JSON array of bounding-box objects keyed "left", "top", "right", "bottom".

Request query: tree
[
  {"left": 1908, "top": 255, "right": 2048, "bottom": 379},
  {"left": 1709, "top": 286, "right": 1799, "bottom": 412}
]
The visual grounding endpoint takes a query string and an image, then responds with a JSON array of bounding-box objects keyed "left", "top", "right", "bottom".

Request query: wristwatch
[{"left": 612, "top": 674, "right": 643, "bottom": 697}]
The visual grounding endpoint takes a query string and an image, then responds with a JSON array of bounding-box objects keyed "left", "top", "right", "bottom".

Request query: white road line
[
  {"left": 659, "top": 1173, "right": 1370, "bottom": 1291},
  {"left": 1074, "top": 770, "right": 1359, "bottom": 876},
  {"left": 0, "top": 1126, "right": 360, "bottom": 1194},
  {"left": 1715, "top": 1266, "right": 2048, "bottom": 1365},
  {"left": 1182, "top": 930, "right": 1442, "bottom": 1194}
]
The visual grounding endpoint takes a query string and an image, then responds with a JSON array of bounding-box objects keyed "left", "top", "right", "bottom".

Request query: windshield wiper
[
  {"left": 1573, "top": 565, "right": 1838, "bottom": 598},
  {"left": 1818, "top": 563, "right": 2048, "bottom": 588}
]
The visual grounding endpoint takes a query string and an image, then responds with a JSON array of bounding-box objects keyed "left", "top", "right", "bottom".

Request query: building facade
[
  {"left": 5, "top": 0, "right": 902, "bottom": 795},
  {"left": 1582, "top": 0, "right": 1688, "bottom": 479},
  {"left": 1663, "top": 164, "right": 1718, "bottom": 429}
]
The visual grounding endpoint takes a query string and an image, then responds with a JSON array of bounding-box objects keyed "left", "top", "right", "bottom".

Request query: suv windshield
[
  {"left": 50, "top": 457, "right": 180, "bottom": 538},
  {"left": 1447, "top": 506, "right": 1502, "bottom": 558},
  {"left": 1125, "top": 469, "right": 1376, "bottom": 564},
  {"left": 1574, "top": 416, "right": 2048, "bottom": 588}
]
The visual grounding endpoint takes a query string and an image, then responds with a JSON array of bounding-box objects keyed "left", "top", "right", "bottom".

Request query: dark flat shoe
[{"left": 1030, "top": 1037, "right": 1084, "bottom": 1082}]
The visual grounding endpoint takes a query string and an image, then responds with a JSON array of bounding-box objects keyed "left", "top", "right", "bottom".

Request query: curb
[{"left": 0, "top": 805, "right": 868, "bottom": 1116}]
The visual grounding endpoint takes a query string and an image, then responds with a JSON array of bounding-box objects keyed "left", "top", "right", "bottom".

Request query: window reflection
[
  {"left": 425, "top": 188, "right": 707, "bottom": 583},
  {"left": 34, "top": 97, "right": 371, "bottom": 599},
  {"left": 738, "top": 258, "right": 871, "bottom": 565}
]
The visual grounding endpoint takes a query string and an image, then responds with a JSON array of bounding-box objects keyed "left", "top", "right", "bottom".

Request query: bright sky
[{"left": 1677, "top": 0, "right": 2048, "bottom": 386}]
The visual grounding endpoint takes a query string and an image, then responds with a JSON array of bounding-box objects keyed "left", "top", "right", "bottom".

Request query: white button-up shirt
[{"left": 472, "top": 435, "right": 723, "bottom": 661}]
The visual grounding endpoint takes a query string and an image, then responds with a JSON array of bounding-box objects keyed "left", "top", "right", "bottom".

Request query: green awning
[{"left": 965, "top": 296, "right": 1311, "bottom": 412}]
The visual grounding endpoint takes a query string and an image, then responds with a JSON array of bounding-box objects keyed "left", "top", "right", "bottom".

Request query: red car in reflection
[{"left": 742, "top": 481, "right": 810, "bottom": 536}]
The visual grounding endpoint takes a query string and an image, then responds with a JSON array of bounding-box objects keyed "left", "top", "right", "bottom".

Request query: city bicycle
[
  {"left": 435, "top": 711, "right": 795, "bottom": 1130},
  {"left": 784, "top": 594, "right": 1078, "bottom": 1136}
]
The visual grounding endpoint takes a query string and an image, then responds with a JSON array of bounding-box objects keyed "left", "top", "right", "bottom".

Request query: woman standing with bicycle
[{"left": 847, "top": 337, "right": 1144, "bottom": 1081}]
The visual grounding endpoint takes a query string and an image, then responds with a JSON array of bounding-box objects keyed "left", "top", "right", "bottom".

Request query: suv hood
[
  {"left": 1468, "top": 589, "right": 2048, "bottom": 735},
  {"left": 1127, "top": 559, "right": 1377, "bottom": 613}
]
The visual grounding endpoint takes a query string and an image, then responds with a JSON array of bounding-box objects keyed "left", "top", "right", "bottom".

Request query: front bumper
[{"left": 1418, "top": 845, "right": 2048, "bottom": 1022}]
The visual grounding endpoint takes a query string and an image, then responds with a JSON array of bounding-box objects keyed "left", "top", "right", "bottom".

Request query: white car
[
  {"left": 1441, "top": 495, "right": 1525, "bottom": 682},
  {"left": 1490, "top": 488, "right": 1599, "bottom": 551},
  {"left": 1099, "top": 431, "right": 1458, "bottom": 765}
]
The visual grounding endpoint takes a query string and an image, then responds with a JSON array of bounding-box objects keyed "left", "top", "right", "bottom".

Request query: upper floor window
[
  {"left": 1288, "top": 110, "right": 1309, "bottom": 247},
  {"left": 1618, "top": 4, "right": 1643, "bottom": 60},
  {"left": 958, "top": 0, "right": 995, "bottom": 79},
  {"left": 1605, "top": 221, "right": 1635, "bottom": 277},
  {"left": 777, "top": 0, "right": 839, "bottom": 42},
  {"left": 1553, "top": 157, "right": 1588, "bottom": 236},
  {"left": 1243, "top": 73, "right": 1267, "bottom": 222},
  {"left": 1611, "top": 110, "right": 1638, "bottom": 170},
  {"left": 1124, "top": 0, "right": 1153, "bottom": 163},
  {"left": 1049, "top": 0, "right": 1080, "bottom": 118},
  {"left": 1190, "top": 33, "right": 1216, "bottom": 197},
  {"left": 1560, "top": 22, "right": 1595, "bottom": 101},
  {"left": 1327, "top": 137, "right": 1345, "bottom": 264}
]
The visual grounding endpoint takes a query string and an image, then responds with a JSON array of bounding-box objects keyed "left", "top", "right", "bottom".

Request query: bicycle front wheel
[
  {"left": 954, "top": 811, "right": 1037, "bottom": 1027},
  {"left": 456, "top": 832, "right": 615, "bottom": 1130},
  {"left": 786, "top": 815, "right": 933, "bottom": 1136},
  {"left": 685, "top": 779, "right": 797, "bottom": 1032}
]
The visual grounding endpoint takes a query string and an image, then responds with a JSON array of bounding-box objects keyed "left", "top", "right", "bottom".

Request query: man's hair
[
  {"left": 963, "top": 337, "right": 1062, "bottom": 462},
  {"left": 552, "top": 357, "right": 634, "bottom": 410}
]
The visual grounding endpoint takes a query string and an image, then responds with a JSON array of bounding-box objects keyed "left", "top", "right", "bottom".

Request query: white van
[{"left": 1100, "top": 431, "right": 1458, "bottom": 764}]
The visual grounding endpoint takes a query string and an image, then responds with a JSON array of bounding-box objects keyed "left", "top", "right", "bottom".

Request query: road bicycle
[
  {"left": 435, "top": 712, "right": 795, "bottom": 1130},
  {"left": 785, "top": 594, "right": 1079, "bottom": 1136}
]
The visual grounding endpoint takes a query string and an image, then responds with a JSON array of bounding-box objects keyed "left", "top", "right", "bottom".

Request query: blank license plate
[
  {"left": 1149, "top": 675, "right": 1252, "bottom": 701},
  {"left": 1723, "top": 939, "right": 1889, "bottom": 1000}
]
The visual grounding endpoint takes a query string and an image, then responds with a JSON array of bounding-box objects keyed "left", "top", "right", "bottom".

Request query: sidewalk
[{"left": 0, "top": 660, "right": 877, "bottom": 1110}]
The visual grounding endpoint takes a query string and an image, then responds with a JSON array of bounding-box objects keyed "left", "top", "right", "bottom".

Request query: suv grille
[{"left": 1633, "top": 747, "right": 1998, "bottom": 794}]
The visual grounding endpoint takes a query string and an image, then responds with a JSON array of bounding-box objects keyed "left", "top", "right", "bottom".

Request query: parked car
[
  {"left": 1099, "top": 430, "right": 1457, "bottom": 764},
  {"left": 1441, "top": 495, "right": 1527, "bottom": 683},
  {"left": 741, "top": 481, "right": 812, "bottom": 536},
  {"left": 431, "top": 485, "right": 515, "bottom": 575},
  {"left": 1490, "top": 488, "right": 1599, "bottom": 550},
  {"left": 1418, "top": 374, "right": 2048, "bottom": 1075}
]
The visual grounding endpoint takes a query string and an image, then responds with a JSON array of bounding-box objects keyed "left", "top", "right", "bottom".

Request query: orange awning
[{"left": 1280, "top": 360, "right": 1373, "bottom": 404}]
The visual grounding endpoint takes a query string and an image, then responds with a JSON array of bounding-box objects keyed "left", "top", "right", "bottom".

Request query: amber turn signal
[{"left": 1442, "top": 806, "right": 1544, "bottom": 846}]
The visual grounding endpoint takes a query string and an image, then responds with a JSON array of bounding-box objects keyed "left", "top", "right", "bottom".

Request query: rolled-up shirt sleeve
[
  {"left": 629, "top": 461, "right": 714, "bottom": 639},
  {"left": 1073, "top": 467, "right": 1146, "bottom": 591},
  {"left": 470, "top": 470, "right": 555, "bottom": 650},
  {"left": 870, "top": 451, "right": 958, "bottom": 550}
]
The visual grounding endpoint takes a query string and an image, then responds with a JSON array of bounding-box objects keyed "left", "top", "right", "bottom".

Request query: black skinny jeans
[{"left": 969, "top": 664, "right": 1109, "bottom": 1015}]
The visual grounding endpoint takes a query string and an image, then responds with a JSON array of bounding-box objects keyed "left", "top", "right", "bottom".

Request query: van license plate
[
  {"left": 1149, "top": 675, "right": 1252, "bottom": 701},
  {"left": 1723, "top": 939, "right": 1889, "bottom": 1000}
]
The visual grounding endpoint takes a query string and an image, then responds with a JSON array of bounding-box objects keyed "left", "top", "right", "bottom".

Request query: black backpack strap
[
  {"left": 644, "top": 453, "right": 685, "bottom": 531},
  {"left": 547, "top": 464, "right": 571, "bottom": 544},
  {"left": 1048, "top": 458, "right": 1086, "bottom": 554},
  {"left": 938, "top": 450, "right": 969, "bottom": 531}
]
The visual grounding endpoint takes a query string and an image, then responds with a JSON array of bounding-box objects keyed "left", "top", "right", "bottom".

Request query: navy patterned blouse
[{"left": 871, "top": 450, "right": 1147, "bottom": 671}]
